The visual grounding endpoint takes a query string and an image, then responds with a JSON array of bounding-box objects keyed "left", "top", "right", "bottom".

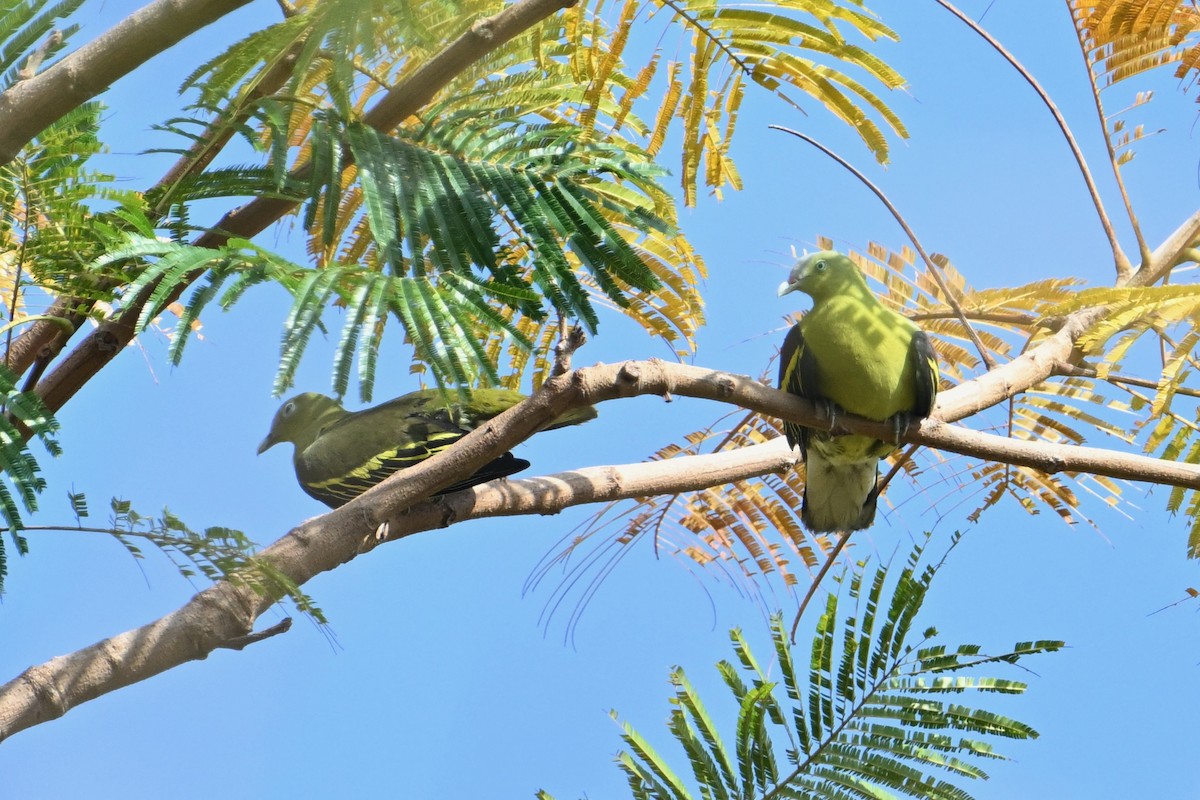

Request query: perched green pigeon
[
  {"left": 777, "top": 250, "right": 938, "bottom": 533},
  {"left": 257, "top": 388, "right": 597, "bottom": 508}
]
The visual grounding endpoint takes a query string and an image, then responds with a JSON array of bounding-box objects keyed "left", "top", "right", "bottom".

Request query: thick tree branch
[
  {"left": 1134, "top": 209, "right": 1200, "bottom": 287},
  {"left": 362, "top": 441, "right": 802, "bottom": 552},
  {"left": 3, "top": 356, "right": 1198, "bottom": 739},
  {"left": 29, "top": 0, "right": 579, "bottom": 415},
  {"left": 0, "top": 0, "right": 256, "bottom": 166},
  {"left": 933, "top": 307, "right": 1106, "bottom": 421}
]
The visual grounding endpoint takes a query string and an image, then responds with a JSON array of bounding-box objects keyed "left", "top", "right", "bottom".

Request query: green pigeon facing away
[
  {"left": 777, "top": 250, "right": 939, "bottom": 533},
  {"left": 257, "top": 388, "right": 597, "bottom": 508}
]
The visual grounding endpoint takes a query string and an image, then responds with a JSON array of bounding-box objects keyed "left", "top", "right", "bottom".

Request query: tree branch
[
  {"left": 3, "top": 354, "right": 1197, "bottom": 739},
  {"left": 1072, "top": 4, "right": 1149, "bottom": 269},
  {"left": 0, "top": 0, "right": 256, "bottom": 166},
  {"left": 1134, "top": 208, "right": 1200, "bottom": 287}
]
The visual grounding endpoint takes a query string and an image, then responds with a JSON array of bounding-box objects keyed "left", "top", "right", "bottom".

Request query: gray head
[{"left": 256, "top": 393, "right": 345, "bottom": 455}]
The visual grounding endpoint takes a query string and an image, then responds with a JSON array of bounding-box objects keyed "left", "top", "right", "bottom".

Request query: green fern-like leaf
[
  {"left": 0, "top": 364, "right": 61, "bottom": 592},
  {"left": 547, "top": 535, "right": 1063, "bottom": 799},
  {"left": 102, "top": 498, "right": 326, "bottom": 623}
]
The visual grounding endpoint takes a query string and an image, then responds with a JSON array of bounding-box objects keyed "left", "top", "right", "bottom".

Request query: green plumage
[
  {"left": 778, "top": 251, "right": 938, "bottom": 533},
  {"left": 257, "top": 388, "right": 597, "bottom": 508}
]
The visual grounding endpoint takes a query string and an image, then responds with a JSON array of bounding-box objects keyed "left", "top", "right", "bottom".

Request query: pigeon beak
[
  {"left": 777, "top": 279, "right": 796, "bottom": 297},
  {"left": 256, "top": 435, "right": 275, "bottom": 456}
]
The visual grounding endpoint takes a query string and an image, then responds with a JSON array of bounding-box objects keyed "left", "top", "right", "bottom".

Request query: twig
[
  {"left": 4, "top": 163, "right": 30, "bottom": 376},
  {"left": 932, "top": 0, "right": 1131, "bottom": 279},
  {"left": 769, "top": 125, "right": 997, "bottom": 370},
  {"left": 550, "top": 317, "right": 587, "bottom": 378},
  {"left": 909, "top": 310, "right": 1039, "bottom": 327},
  {"left": 215, "top": 618, "right": 293, "bottom": 651},
  {"left": 787, "top": 442, "right": 919, "bottom": 643},
  {"left": 14, "top": 30, "right": 62, "bottom": 82},
  {"left": 789, "top": 530, "right": 851, "bottom": 643},
  {"left": 1148, "top": 590, "right": 1199, "bottom": 617}
]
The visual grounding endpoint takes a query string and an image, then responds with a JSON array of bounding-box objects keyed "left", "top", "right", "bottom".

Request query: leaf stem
[
  {"left": 769, "top": 125, "right": 996, "bottom": 370},
  {"left": 933, "top": 0, "right": 1131, "bottom": 278},
  {"left": 1068, "top": 0, "right": 1149, "bottom": 274},
  {"left": 788, "top": 529, "right": 851, "bottom": 643},
  {"left": 763, "top": 633, "right": 937, "bottom": 797}
]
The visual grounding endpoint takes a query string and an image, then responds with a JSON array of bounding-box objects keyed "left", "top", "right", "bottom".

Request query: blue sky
[{"left": 1, "top": 1, "right": 1198, "bottom": 798}]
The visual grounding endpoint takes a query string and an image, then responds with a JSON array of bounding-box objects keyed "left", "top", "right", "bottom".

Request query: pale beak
[{"left": 777, "top": 280, "right": 795, "bottom": 297}]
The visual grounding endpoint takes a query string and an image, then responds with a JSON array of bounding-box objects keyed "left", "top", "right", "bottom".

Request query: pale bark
[
  {"left": 0, "top": 0, "right": 255, "bottom": 166},
  {"left": 2, "top": 356, "right": 1196, "bottom": 740},
  {"left": 1137, "top": 208, "right": 1200, "bottom": 286}
]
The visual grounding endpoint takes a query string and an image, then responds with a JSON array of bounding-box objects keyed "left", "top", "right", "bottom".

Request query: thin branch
[
  {"left": 908, "top": 310, "right": 1040, "bottom": 327},
  {"left": 4, "top": 162, "right": 31, "bottom": 373},
  {"left": 1056, "top": 362, "right": 1200, "bottom": 400},
  {"left": 788, "top": 531, "right": 851, "bottom": 643},
  {"left": 933, "top": 0, "right": 1132, "bottom": 279},
  {"left": 787, "top": 441, "right": 920, "bottom": 643},
  {"left": 1069, "top": 0, "right": 1149, "bottom": 268},
  {"left": 769, "top": 125, "right": 997, "bottom": 370}
]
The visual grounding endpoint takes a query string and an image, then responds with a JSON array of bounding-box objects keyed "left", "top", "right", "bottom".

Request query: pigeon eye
[
  {"left": 815, "top": 260, "right": 827, "bottom": 272},
  {"left": 282, "top": 401, "right": 296, "bottom": 418}
]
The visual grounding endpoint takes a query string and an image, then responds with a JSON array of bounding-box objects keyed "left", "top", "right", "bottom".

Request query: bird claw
[
  {"left": 374, "top": 521, "right": 390, "bottom": 541},
  {"left": 889, "top": 413, "right": 915, "bottom": 445},
  {"left": 816, "top": 399, "right": 840, "bottom": 432}
]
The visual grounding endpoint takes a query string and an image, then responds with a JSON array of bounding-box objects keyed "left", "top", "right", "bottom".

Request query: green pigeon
[
  {"left": 257, "top": 388, "right": 597, "bottom": 508},
  {"left": 777, "top": 250, "right": 939, "bottom": 533}
]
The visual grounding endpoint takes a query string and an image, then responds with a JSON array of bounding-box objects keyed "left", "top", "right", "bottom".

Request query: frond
[
  {"left": 0, "top": 363, "right": 61, "bottom": 592},
  {"left": 104, "top": 498, "right": 326, "bottom": 622},
  {"left": 294, "top": 112, "right": 693, "bottom": 396},
  {"left": 563, "top": 537, "right": 1063, "bottom": 799},
  {"left": 0, "top": 102, "right": 142, "bottom": 305},
  {"left": 183, "top": 0, "right": 480, "bottom": 122},
  {"left": 1069, "top": 1, "right": 1200, "bottom": 163},
  {"left": 660, "top": 0, "right": 908, "bottom": 174},
  {"left": 1071, "top": 0, "right": 1200, "bottom": 91}
]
